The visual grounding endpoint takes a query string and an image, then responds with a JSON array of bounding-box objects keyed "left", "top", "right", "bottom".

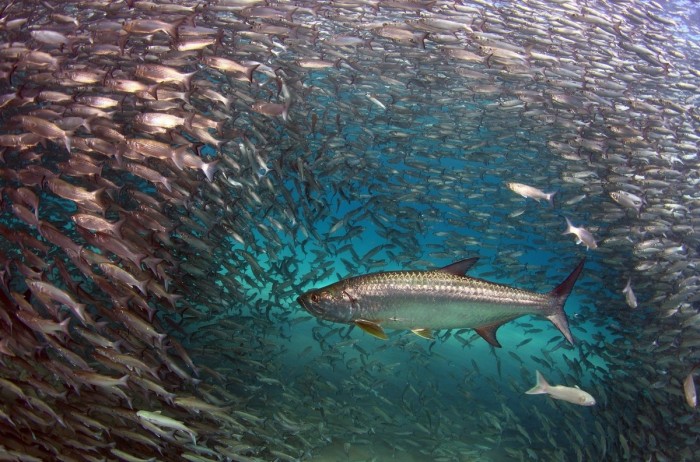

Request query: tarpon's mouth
[
  {"left": 298, "top": 294, "right": 326, "bottom": 318},
  {"left": 297, "top": 295, "right": 316, "bottom": 315}
]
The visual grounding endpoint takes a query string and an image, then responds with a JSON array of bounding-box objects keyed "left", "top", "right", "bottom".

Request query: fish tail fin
[
  {"left": 201, "top": 160, "right": 219, "bottom": 182},
  {"left": 562, "top": 216, "right": 573, "bottom": 235},
  {"left": 546, "top": 259, "right": 585, "bottom": 345},
  {"left": 525, "top": 370, "right": 549, "bottom": 394},
  {"left": 118, "top": 375, "right": 129, "bottom": 387},
  {"left": 245, "top": 64, "right": 260, "bottom": 83},
  {"left": 547, "top": 191, "right": 556, "bottom": 208},
  {"left": 167, "top": 17, "right": 186, "bottom": 41},
  {"left": 622, "top": 277, "right": 631, "bottom": 294},
  {"left": 183, "top": 70, "right": 197, "bottom": 91},
  {"left": 59, "top": 317, "right": 71, "bottom": 336}
]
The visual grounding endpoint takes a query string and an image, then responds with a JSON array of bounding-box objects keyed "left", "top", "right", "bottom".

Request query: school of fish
[{"left": 0, "top": 0, "right": 698, "bottom": 461}]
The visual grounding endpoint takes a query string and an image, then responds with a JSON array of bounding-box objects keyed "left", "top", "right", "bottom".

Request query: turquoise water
[{"left": 0, "top": 0, "right": 698, "bottom": 460}]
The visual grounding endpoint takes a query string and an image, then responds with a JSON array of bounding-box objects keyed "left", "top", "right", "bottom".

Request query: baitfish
[
  {"left": 525, "top": 370, "right": 596, "bottom": 406},
  {"left": 506, "top": 182, "right": 556, "bottom": 206},
  {"left": 297, "top": 257, "right": 585, "bottom": 347}
]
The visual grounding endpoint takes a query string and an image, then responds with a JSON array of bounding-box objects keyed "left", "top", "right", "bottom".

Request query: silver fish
[
  {"left": 298, "top": 258, "right": 584, "bottom": 347},
  {"left": 563, "top": 217, "right": 598, "bottom": 250},
  {"left": 525, "top": 370, "right": 596, "bottom": 406},
  {"left": 622, "top": 277, "right": 638, "bottom": 309},
  {"left": 506, "top": 182, "right": 556, "bottom": 206},
  {"left": 684, "top": 371, "right": 697, "bottom": 408},
  {"left": 609, "top": 190, "right": 643, "bottom": 215}
]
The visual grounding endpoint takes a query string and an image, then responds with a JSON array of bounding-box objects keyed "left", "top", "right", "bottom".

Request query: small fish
[
  {"left": 525, "top": 370, "right": 596, "bottom": 406},
  {"left": 30, "top": 30, "right": 70, "bottom": 46},
  {"left": 134, "top": 112, "right": 189, "bottom": 129},
  {"left": 622, "top": 278, "right": 637, "bottom": 309},
  {"left": 563, "top": 217, "right": 597, "bottom": 250},
  {"left": 14, "top": 115, "right": 71, "bottom": 152},
  {"left": 134, "top": 64, "right": 197, "bottom": 89},
  {"left": 297, "top": 58, "right": 337, "bottom": 69},
  {"left": 506, "top": 182, "right": 555, "bottom": 206},
  {"left": 123, "top": 19, "right": 180, "bottom": 40},
  {"left": 609, "top": 190, "right": 643, "bottom": 215},
  {"left": 251, "top": 101, "right": 289, "bottom": 121},
  {"left": 25, "top": 280, "right": 88, "bottom": 325},
  {"left": 73, "top": 371, "right": 129, "bottom": 389},
  {"left": 136, "top": 410, "right": 198, "bottom": 445},
  {"left": 684, "top": 372, "right": 697, "bottom": 408},
  {"left": 366, "top": 93, "right": 386, "bottom": 110},
  {"left": 202, "top": 56, "right": 258, "bottom": 81}
]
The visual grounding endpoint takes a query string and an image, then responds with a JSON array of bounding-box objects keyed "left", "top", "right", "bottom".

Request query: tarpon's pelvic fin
[
  {"left": 475, "top": 322, "right": 503, "bottom": 348},
  {"left": 411, "top": 328, "right": 433, "bottom": 340},
  {"left": 546, "top": 259, "right": 585, "bottom": 345},
  {"left": 355, "top": 319, "right": 387, "bottom": 340},
  {"left": 437, "top": 257, "right": 479, "bottom": 276}
]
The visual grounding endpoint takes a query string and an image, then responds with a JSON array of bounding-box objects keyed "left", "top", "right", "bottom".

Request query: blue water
[{"left": 3, "top": 1, "right": 698, "bottom": 460}]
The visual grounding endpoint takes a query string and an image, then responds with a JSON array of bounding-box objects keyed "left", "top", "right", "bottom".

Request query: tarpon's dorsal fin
[
  {"left": 437, "top": 257, "right": 479, "bottom": 276},
  {"left": 411, "top": 328, "right": 433, "bottom": 340},
  {"left": 475, "top": 322, "right": 503, "bottom": 348},
  {"left": 355, "top": 319, "right": 388, "bottom": 340}
]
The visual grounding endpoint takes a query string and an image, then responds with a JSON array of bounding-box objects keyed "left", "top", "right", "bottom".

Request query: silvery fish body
[
  {"left": 526, "top": 370, "right": 596, "bottom": 406},
  {"left": 298, "top": 258, "right": 585, "bottom": 347}
]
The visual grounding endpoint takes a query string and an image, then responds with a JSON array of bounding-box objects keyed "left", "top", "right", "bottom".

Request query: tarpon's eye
[{"left": 310, "top": 294, "right": 319, "bottom": 303}]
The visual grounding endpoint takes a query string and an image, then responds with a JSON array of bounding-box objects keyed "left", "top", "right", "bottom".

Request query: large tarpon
[{"left": 297, "top": 258, "right": 585, "bottom": 347}]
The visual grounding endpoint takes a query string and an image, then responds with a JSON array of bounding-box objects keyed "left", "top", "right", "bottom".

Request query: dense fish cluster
[{"left": 0, "top": 0, "right": 699, "bottom": 460}]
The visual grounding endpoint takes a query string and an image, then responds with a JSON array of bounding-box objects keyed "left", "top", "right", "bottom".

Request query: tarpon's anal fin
[
  {"left": 411, "top": 328, "right": 433, "bottom": 340},
  {"left": 355, "top": 319, "right": 387, "bottom": 340},
  {"left": 437, "top": 257, "right": 479, "bottom": 276},
  {"left": 474, "top": 323, "right": 503, "bottom": 348}
]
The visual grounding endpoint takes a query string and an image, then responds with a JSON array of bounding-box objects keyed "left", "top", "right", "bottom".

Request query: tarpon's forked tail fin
[{"left": 546, "top": 259, "right": 585, "bottom": 345}]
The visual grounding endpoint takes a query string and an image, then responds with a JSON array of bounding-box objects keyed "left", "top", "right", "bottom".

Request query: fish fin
[
  {"left": 355, "top": 320, "right": 387, "bottom": 340},
  {"left": 245, "top": 64, "right": 260, "bottom": 83},
  {"left": 411, "top": 328, "right": 433, "bottom": 340},
  {"left": 562, "top": 217, "right": 574, "bottom": 235},
  {"left": 546, "top": 259, "right": 585, "bottom": 345},
  {"left": 525, "top": 370, "right": 549, "bottom": 395},
  {"left": 437, "top": 257, "right": 479, "bottom": 276},
  {"left": 474, "top": 323, "right": 503, "bottom": 348}
]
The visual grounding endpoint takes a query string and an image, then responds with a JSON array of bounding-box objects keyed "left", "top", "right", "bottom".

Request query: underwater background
[{"left": 0, "top": 0, "right": 699, "bottom": 460}]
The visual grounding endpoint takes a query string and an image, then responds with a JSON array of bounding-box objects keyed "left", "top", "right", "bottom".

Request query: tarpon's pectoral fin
[
  {"left": 411, "top": 328, "right": 433, "bottom": 340},
  {"left": 474, "top": 323, "right": 503, "bottom": 348},
  {"left": 355, "top": 319, "right": 388, "bottom": 340},
  {"left": 437, "top": 257, "right": 479, "bottom": 276}
]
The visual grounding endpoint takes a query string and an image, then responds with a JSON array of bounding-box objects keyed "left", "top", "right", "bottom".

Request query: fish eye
[{"left": 310, "top": 294, "right": 319, "bottom": 303}]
